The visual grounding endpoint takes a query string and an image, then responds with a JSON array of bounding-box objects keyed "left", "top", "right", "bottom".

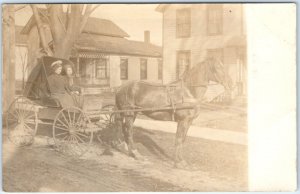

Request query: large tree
[{"left": 31, "top": 4, "right": 100, "bottom": 59}]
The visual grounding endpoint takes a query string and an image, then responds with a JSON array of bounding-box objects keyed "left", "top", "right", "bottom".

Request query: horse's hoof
[
  {"left": 130, "top": 149, "right": 144, "bottom": 160},
  {"left": 113, "top": 141, "right": 128, "bottom": 154},
  {"left": 102, "top": 147, "right": 114, "bottom": 156}
]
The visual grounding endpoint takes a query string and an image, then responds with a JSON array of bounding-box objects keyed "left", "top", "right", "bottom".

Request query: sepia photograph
[{"left": 1, "top": 3, "right": 296, "bottom": 192}]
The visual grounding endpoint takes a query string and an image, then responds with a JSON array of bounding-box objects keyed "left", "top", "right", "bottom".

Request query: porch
[{"left": 70, "top": 52, "right": 110, "bottom": 90}]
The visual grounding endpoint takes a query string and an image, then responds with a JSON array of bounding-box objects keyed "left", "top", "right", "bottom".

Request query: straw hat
[{"left": 51, "top": 60, "right": 63, "bottom": 70}]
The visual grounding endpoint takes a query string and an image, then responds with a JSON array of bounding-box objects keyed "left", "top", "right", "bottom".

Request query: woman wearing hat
[
  {"left": 63, "top": 64, "right": 83, "bottom": 108},
  {"left": 48, "top": 60, "right": 79, "bottom": 108}
]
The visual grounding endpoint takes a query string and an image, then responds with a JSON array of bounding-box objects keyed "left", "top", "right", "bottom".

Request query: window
[
  {"left": 176, "top": 8, "right": 191, "bottom": 38},
  {"left": 158, "top": 59, "right": 163, "bottom": 80},
  {"left": 140, "top": 59, "right": 147, "bottom": 80},
  {"left": 120, "top": 58, "right": 128, "bottom": 80},
  {"left": 207, "top": 4, "right": 223, "bottom": 35},
  {"left": 177, "top": 51, "right": 190, "bottom": 79},
  {"left": 207, "top": 48, "right": 223, "bottom": 63},
  {"left": 95, "top": 58, "right": 108, "bottom": 79}
]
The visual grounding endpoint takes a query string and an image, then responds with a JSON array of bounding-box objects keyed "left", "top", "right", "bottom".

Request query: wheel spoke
[
  {"left": 7, "top": 117, "right": 18, "bottom": 122},
  {"left": 23, "top": 122, "right": 34, "bottom": 130},
  {"left": 62, "top": 134, "right": 70, "bottom": 141},
  {"left": 23, "top": 110, "right": 35, "bottom": 120},
  {"left": 73, "top": 133, "right": 86, "bottom": 144},
  {"left": 54, "top": 125, "right": 70, "bottom": 132},
  {"left": 73, "top": 111, "right": 76, "bottom": 124},
  {"left": 76, "top": 113, "right": 83, "bottom": 123},
  {"left": 8, "top": 111, "right": 18, "bottom": 120},
  {"left": 74, "top": 131, "right": 89, "bottom": 139},
  {"left": 24, "top": 113, "right": 35, "bottom": 120},
  {"left": 23, "top": 123, "right": 34, "bottom": 134},
  {"left": 55, "top": 131, "right": 69, "bottom": 137},
  {"left": 13, "top": 108, "right": 21, "bottom": 120},
  {"left": 67, "top": 110, "right": 71, "bottom": 124},
  {"left": 61, "top": 112, "right": 69, "bottom": 126},
  {"left": 56, "top": 118, "right": 69, "bottom": 129}
]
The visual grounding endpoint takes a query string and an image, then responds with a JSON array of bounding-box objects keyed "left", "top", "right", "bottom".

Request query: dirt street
[{"left": 2, "top": 123, "right": 248, "bottom": 192}]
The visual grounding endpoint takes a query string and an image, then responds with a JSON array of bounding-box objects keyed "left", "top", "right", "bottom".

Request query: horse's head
[{"left": 206, "top": 58, "right": 233, "bottom": 90}]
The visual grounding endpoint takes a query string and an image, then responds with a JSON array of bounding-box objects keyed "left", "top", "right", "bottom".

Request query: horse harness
[{"left": 121, "top": 80, "right": 197, "bottom": 121}]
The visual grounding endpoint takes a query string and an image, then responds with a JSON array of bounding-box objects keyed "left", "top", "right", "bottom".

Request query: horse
[{"left": 114, "top": 58, "right": 232, "bottom": 168}]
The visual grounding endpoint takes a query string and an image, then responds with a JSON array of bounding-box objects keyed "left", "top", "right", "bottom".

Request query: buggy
[{"left": 5, "top": 56, "right": 115, "bottom": 156}]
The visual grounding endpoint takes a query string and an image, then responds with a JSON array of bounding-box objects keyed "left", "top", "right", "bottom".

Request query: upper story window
[
  {"left": 207, "top": 4, "right": 223, "bottom": 35},
  {"left": 176, "top": 8, "right": 191, "bottom": 38},
  {"left": 140, "top": 59, "right": 147, "bottom": 80},
  {"left": 120, "top": 58, "right": 128, "bottom": 80}
]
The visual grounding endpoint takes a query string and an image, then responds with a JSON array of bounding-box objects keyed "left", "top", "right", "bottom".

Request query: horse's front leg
[
  {"left": 174, "top": 119, "right": 192, "bottom": 169},
  {"left": 123, "top": 113, "right": 142, "bottom": 159}
]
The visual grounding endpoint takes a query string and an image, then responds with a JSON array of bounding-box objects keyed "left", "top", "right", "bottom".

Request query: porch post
[{"left": 76, "top": 54, "right": 80, "bottom": 77}]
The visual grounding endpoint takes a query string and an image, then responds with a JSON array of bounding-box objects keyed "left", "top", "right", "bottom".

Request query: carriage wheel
[
  {"left": 6, "top": 97, "right": 38, "bottom": 146},
  {"left": 53, "top": 107, "right": 93, "bottom": 157}
]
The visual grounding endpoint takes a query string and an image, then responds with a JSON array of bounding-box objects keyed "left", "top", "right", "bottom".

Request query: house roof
[
  {"left": 74, "top": 33, "right": 162, "bottom": 58},
  {"left": 15, "top": 25, "right": 28, "bottom": 46},
  {"left": 21, "top": 9, "right": 129, "bottom": 38}
]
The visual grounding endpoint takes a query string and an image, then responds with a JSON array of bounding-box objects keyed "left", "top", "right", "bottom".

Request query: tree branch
[
  {"left": 30, "top": 5, "right": 53, "bottom": 56},
  {"left": 79, "top": 5, "right": 100, "bottom": 33},
  {"left": 15, "top": 5, "right": 27, "bottom": 12}
]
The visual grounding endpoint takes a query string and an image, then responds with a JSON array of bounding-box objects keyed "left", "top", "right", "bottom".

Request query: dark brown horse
[{"left": 114, "top": 58, "right": 231, "bottom": 168}]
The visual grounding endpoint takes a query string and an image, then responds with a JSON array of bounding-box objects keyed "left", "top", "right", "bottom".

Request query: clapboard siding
[{"left": 161, "top": 4, "right": 247, "bottom": 97}]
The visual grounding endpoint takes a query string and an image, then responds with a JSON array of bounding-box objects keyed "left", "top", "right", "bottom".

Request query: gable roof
[
  {"left": 75, "top": 33, "right": 162, "bottom": 58},
  {"left": 15, "top": 25, "right": 28, "bottom": 46},
  {"left": 21, "top": 9, "right": 129, "bottom": 38}
]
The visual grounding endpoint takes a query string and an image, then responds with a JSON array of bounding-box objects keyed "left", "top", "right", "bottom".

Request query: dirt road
[{"left": 2, "top": 123, "right": 247, "bottom": 192}]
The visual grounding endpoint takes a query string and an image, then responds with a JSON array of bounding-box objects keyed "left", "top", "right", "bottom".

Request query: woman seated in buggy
[{"left": 48, "top": 60, "right": 83, "bottom": 108}]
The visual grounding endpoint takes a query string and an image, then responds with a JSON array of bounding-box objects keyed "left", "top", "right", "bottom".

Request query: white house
[
  {"left": 21, "top": 10, "right": 163, "bottom": 93},
  {"left": 156, "top": 4, "right": 247, "bottom": 97}
]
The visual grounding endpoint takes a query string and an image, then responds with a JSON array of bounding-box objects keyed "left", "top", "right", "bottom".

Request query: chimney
[{"left": 144, "top": 30, "right": 150, "bottom": 43}]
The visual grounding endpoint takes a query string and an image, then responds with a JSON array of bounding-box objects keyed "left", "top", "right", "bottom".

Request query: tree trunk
[
  {"left": 2, "top": 5, "right": 16, "bottom": 112},
  {"left": 31, "top": 5, "right": 99, "bottom": 60},
  {"left": 31, "top": 5, "right": 53, "bottom": 56}
]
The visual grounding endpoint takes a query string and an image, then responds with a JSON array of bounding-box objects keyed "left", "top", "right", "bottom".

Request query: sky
[{"left": 14, "top": 4, "right": 163, "bottom": 46}]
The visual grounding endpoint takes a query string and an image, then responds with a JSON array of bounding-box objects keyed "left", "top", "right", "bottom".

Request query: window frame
[
  {"left": 176, "top": 50, "right": 191, "bottom": 79},
  {"left": 95, "top": 58, "right": 109, "bottom": 79},
  {"left": 176, "top": 8, "right": 191, "bottom": 38},
  {"left": 120, "top": 58, "right": 128, "bottom": 80},
  {"left": 140, "top": 58, "right": 148, "bottom": 80},
  {"left": 207, "top": 4, "right": 223, "bottom": 36},
  {"left": 158, "top": 59, "right": 163, "bottom": 80}
]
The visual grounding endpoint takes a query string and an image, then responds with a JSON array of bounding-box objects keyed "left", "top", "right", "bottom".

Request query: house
[
  {"left": 21, "top": 11, "right": 163, "bottom": 93},
  {"left": 15, "top": 25, "right": 28, "bottom": 92},
  {"left": 156, "top": 4, "right": 247, "bottom": 97}
]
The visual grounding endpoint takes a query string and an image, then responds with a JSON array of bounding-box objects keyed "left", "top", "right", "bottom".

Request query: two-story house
[{"left": 156, "top": 4, "right": 247, "bottom": 97}]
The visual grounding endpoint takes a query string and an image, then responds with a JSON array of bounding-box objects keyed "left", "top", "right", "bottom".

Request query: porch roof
[{"left": 74, "top": 33, "right": 162, "bottom": 58}]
